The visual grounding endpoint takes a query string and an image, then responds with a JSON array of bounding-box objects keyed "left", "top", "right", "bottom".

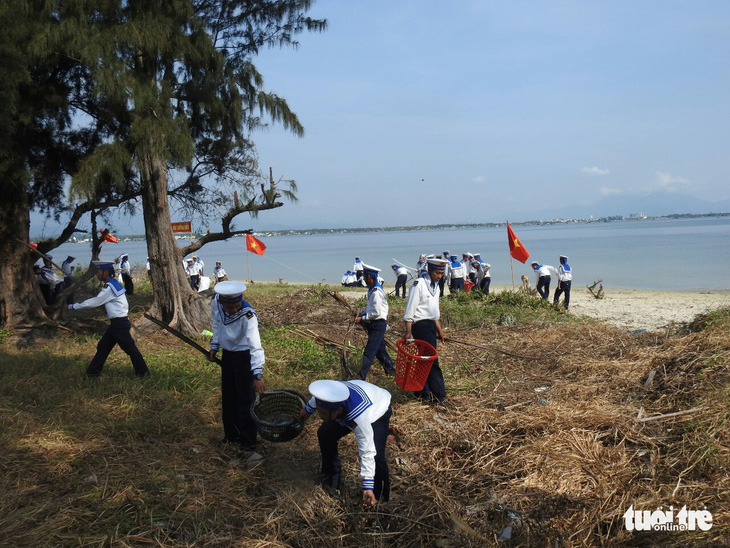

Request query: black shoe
[
  {"left": 85, "top": 372, "right": 100, "bottom": 378},
  {"left": 434, "top": 400, "right": 453, "bottom": 408},
  {"left": 136, "top": 371, "right": 151, "bottom": 378}
]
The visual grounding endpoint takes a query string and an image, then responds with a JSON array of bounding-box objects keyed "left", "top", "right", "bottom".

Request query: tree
[
  {"left": 54, "top": 0, "right": 327, "bottom": 336},
  {"left": 0, "top": 1, "right": 325, "bottom": 333}
]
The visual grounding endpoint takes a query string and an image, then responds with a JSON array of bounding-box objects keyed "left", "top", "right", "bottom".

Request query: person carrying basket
[
  {"left": 208, "top": 281, "right": 266, "bottom": 463},
  {"left": 402, "top": 258, "right": 450, "bottom": 407}
]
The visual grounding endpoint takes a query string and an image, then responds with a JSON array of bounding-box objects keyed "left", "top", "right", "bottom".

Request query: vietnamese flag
[
  {"left": 507, "top": 223, "right": 530, "bottom": 263},
  {"left": 100, "top": 229, "right": 118, "bottom": 243},
  {"left": 246, "top": 234, "right": 266, "bottom": 256}
]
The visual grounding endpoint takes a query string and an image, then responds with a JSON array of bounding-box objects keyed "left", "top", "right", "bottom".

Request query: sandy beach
[{"left": 479, "top": 284, "right": 730, "bottom": 332}]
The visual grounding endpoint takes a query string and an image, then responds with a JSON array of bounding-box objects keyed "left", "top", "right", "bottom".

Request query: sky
[{"left": 31, "top": 0, "right": 730, "bottom": 236}]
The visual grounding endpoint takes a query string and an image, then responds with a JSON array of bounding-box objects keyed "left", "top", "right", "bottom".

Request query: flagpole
[
  {"left": 508, "top": 220, "right": 515, "bottom": 289},
  {"left": 246, "top": 247, "right": 251, "bottom": 283}
]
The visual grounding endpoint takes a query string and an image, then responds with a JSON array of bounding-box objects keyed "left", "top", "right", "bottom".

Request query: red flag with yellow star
[
  {"left": 246, "top": 234, "right": 266, "bottom": 256},
  {"left": 507, "top": 223, "right": 530, "bottom": 263}
]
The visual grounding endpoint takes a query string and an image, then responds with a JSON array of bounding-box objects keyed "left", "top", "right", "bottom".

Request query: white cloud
[
  {"left": 600, "top": 186, "right": 622, "bottom": 196},
  {"left": 472, "top": 175, "right": 486, "bottom": 183},
  {"left": 582, "top": 166, "right": 610, "bottom": 176},
  {"left": 644, "top": 171, "right": 692, "bottom": 193}
]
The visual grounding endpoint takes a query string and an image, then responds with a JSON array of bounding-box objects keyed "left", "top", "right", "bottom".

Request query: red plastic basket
[
  {"left": 395, "top": 339, "right": 438, "bottom": 391},
  {"left": 464, "top": 279, "right": 475, "bottom": 292}
]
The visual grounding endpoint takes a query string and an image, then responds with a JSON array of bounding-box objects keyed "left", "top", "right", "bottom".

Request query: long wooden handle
[{"left": 143, "top": 313, "right": 222, "bottom": 366}]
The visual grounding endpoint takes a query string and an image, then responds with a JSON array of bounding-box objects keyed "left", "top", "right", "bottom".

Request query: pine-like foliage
[{"left": 50, "top": 0, "right": 326, "bottom": 220}]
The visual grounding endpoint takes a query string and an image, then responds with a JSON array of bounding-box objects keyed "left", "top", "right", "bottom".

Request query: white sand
[
  {"left": 566, "top": 287, "right": 730, "bottom": 332},
  {"left": 485, "top": 284, "right": 730, "bottom": 331}
]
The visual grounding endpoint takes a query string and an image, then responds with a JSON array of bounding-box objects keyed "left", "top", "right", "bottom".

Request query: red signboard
[{"left": 171, "top": 221, "right": 192, "bottom": 233}]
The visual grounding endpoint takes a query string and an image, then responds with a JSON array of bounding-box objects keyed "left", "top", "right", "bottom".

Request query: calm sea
[{"left": 46, "top": 217, "right": 730, "bottom": 291}]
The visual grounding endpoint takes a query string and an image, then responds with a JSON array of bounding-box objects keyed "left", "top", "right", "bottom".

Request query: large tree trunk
[
  {"left": 139, "top": 153, "right": 210, "bottom": 337},
  {"left": 0, "top": 178, "right": 53, "bottom": 329}
]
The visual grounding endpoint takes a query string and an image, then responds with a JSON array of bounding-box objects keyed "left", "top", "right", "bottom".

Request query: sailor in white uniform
[
  {"left": 356, "top": 264, "right": 396, "bottom": 380},
  {"left": 67, "top": 261, "right": 149, "bottom": 378},
  {"left": 403, "top": 258, "right": 450, "bottom": 405},
  {"left": 531, "top": 261, "right": 553, "bottom": 300},
  {"left": 553, "top": 255, "right": 573, "bottom": 309},
  {"left": 207, "top": 281, "right": 266, "bottom": 457},
  {"left": 300, "top": 379, "right": 392, "bottom": 506}
]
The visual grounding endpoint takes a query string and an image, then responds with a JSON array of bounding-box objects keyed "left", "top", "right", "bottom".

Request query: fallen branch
[
  {"left": 144, "top": 313, "right": 222, "bottom": 366},
  {"left": 636, "top": 407, "right": 706, "bottom": 422}
]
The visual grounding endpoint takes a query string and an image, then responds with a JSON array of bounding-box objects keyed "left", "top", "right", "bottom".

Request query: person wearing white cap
[
  {"left": 67, "top": 261, "right": 150, "bottom": 378},
  {"left": 353, "top": 257, "right": 364, "bottom": 283},
  {"left": 448, "top": 255, "right": 465, "bottom": 292},
  {"left": 207, "top": 281, "right": 266, "bottom": 458},
  {"left": 391, "top": 264, "right": 409, "bottom": 298},
  {"left": 185, "top": 258, "right": 199, "bottom": 290},
  {"left": 214, "top": 261, "right": 228, "bottom": 283},
  {"left": 300, "top": 379, "right": 392, "bottom": 506},
  {"left": 120, "top": 254, "right": 134, "bottom": 295},
  {"left": 531, "top": 261, "right": 554, "bottom": 300},
  {"left": 439, "top": 251, "right": 451, "bottom": 297},
  {"left": 356, "top": 264, "right": 396, "bottom": 380},
  {"left": 553, "top": 255, "right": 573, "bottom": 309},
  {"left": 403, "top": 258, "right": 450, "bottom": 406},
  {"left": 193, "top": 255, "right": 205, "bottom": 276}
]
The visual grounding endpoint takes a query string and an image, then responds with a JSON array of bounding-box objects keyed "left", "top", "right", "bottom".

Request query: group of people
[
  {"left": 185, "top": 255, "right": 230, "bottom": 291},
  {"left": 206, "top": 258, "right": 451, "bottom": 507},
  {"left": 530, "top": 255, "right": 573, "bottom": 309},
  {"left": 59, "top": 250, "right": 569, "bottom": 511}
]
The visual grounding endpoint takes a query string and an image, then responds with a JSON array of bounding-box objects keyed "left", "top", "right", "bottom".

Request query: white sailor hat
[
  {"left": 214, "top": 280, "right": 247, "bottom": 302},
  {"left": 361, "top": 263, "right": 381, "bottom": 277},
  {"left": 92, "top": 260, "right": 114, "bottom": 269},
  {"left": 309, "top": 380, "right": 349, "bottom": 410},
  {"left": 427, "top": 258, "right": 448, "bottom": 272},
  {"left": 560, "top": 255, "right": 569, "bottom": 260},
  {"left": 531, "top": 261, "right": 539, "bottom": 266},
  {"left": 187, "top": 257, "right": 194, "bottom": 262}
]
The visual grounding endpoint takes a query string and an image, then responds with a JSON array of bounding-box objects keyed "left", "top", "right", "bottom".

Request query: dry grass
[{"left": 0, "top": 286, "right": 728, "bottom": 547}]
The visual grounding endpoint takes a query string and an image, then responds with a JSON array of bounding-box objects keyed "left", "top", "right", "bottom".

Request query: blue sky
[
  {"left": 249, "top": 0, "right": 730, "bottom": 229},
  {"left": 31, "top": 0, "right": 730, "bottom": 236}
]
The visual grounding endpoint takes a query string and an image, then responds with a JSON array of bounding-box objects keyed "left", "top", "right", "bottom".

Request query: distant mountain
[{"left": 527, "top": 192, "right": 730, "bottom": 221}]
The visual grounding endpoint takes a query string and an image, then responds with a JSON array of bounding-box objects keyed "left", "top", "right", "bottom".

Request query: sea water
[{"left": 45, "top": 216, "right": 730, "bottom": 290}]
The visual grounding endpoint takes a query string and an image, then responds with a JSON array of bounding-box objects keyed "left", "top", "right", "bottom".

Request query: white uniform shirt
[
  {"left": 70, "top": 279, "right": 129, "bottom": 319},
  {"left": 557, "top": 264, "right": 573, "bottom": 282},
  {"left": 362, "top": 285, "right": 389, "bottom": 321},
  {"left": 403, "top": 277, "right": 440, "bottom": 323},
  {"left": 40, "top": 266, "right": 63, "bottom": 287},
  {"left": 214, "top": 266, "right": 227, "bottom": 280},
  {"left": 450, "top": 261, "right": 464, "bottom": 280},
  {"left": 61, "top": 260, "right": 74, "bottom": 277},
  {"left": 534, "top": 264, "right": 553, "bottom": 283},
  {"left": 304, "top": 380, "right": 391, "bottom": 490},
  {"left": 185, "top": 263, "right": 198, "bottom": 276},
  {"left": 395, "top": 266, "right": 408, "bottom": 277},
  {"left": 210, "top": 296, "right": 265, "bottom": 375},
  {"left": 195, "top": 259, "right": 205, "bottom": 275},
  {"left": 120, "top": 259, "right": 131, "bottom": 276}
]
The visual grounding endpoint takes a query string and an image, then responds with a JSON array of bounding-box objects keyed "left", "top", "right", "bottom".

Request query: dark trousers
[
  {"left": 39, "top": 284, "right": 52, "bottom": 305},
  {"left": 86, "top": 317, "right": 149, "bottom": 377},
  {"left": 554, "top": 280, "right": 571, "bottom": 309},
  {"left": 221, "top": 349, "right": 257, "bottom": 450},
  {"left": 536, "top": 275, "right": 551, "bottom": 299},
  {"left": 395, "top": 274, "right": 408, "bottom": 298},
  {"left": 189, "top": 275, "right": 200, "bottom": 290},
  {"left": 121, "top": 273, "right": 134, "bottom": 295},
  {"left": 438, "top": 278, "right": 445, "bottom": 297},
  {"left": 479, "top": 277, "right": 491, "bottom": 295},
  {"left": 411, "top": 320, "right": 446, "bottom": 402},
  {"left": 64, "top": 277, "right": 75, "bottom": 304},
  {"left": 318, "top": 406, "right": 392, "bottom": 502},
  {"left": 450, "top": 278, "right": 464, "bottom": 292},
  {"left": 359, "top": 320, "right": 395, "bottom": 380}
]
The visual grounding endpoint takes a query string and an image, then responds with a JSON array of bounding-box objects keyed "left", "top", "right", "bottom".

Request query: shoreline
[{"left": 245, "top": 280, "right": 730, "bottom": 332}]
